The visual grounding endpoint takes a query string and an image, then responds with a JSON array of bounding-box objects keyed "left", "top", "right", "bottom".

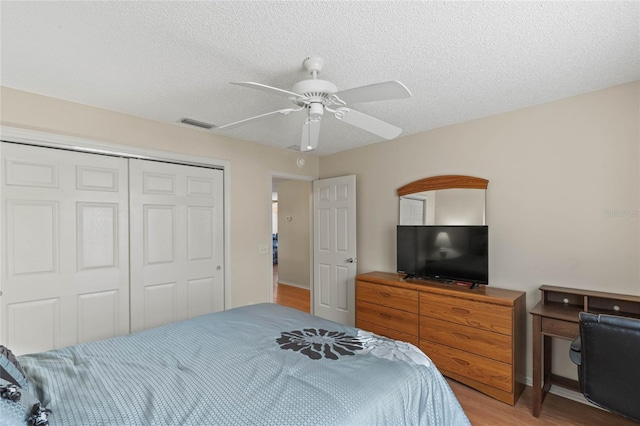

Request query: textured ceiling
[{"left": 1, "top": 1, "right": 639, "bottom": 156}]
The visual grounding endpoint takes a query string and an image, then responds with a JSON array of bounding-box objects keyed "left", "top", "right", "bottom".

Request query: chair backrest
[{"left": 579, "top": 312, "right": 640, "bottom": 422}]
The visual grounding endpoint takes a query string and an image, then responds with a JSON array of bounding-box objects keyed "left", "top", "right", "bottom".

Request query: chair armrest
[{"left": 569, "top": 335, "right": 581, "bottom": 365}]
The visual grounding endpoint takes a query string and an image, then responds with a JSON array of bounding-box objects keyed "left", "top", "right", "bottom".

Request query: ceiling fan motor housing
[{"left": 292, "top": 79, "right": 337, "bottom": 103}]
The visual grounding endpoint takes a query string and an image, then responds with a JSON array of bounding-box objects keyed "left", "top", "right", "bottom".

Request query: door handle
[{"left": 346, "top": 258, "right": 357, "bottom": 263}]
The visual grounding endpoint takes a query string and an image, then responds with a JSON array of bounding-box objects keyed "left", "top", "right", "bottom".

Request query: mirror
[{"left": 397, "top": 175, "right": 488, "bottom": 225}]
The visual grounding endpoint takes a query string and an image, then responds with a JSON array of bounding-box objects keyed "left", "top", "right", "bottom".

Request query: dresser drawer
[
  {"left": 421, "top": 340, "right": 512, "bottom": 393},
  {"left": 357, "top": 300, "right": 419, "bottom": 336},
  {"left": 356, "top": 281, "right": 419, "bottom": 313},
  {"left": 420, "top": 316, "right": 512, "bottom": 364},
  {"left": 420, "top": 293, "right": 513, "bottom": 335},
  {"left": 357, "top": 319, "right": 419, "bottom": 346}
]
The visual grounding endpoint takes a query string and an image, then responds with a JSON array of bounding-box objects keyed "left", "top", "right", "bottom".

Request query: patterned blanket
[{"left": 16, "top": 303, "right": 470, "bottom": 425}]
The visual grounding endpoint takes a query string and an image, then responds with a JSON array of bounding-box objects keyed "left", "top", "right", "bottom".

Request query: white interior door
[
  {"left": 1, "top": 142, "right": 130, "bottom": 354},
  {"left": 313, "top": 175, "right": 356, "bottom": 325},
  {"left": 129, "top": 159, "right": 224, "bottom": 332}
]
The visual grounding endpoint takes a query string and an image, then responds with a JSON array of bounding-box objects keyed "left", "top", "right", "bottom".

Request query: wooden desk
[{"left": 529, "top": 285, "right": 640, "bottom": 417}]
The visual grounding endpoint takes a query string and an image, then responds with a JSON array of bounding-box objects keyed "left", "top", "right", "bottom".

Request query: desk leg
[
  {"left": 543, "top": 335, "right": 552, "bottom": 394},
  {"left": 532, "top": 315, "right": 542, "bottom": 417}
]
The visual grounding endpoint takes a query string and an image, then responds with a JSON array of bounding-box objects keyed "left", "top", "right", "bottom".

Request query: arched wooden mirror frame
[{"left": 397, "top": 175, "right": 488, "bottom": 197}]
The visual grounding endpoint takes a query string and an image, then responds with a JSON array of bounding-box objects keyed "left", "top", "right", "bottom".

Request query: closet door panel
[
  {"left": 5, "top": 157, "right": 58, "bottom": 188},
  {"left": 7, "top": 298, "right": 60, "bottom": 354},
  {"left": 7, "top": 200, "right": 58, "bottom": 276},
  {"left": 143, "top": 281, "right": 178, "bottom": 329},
  {"left": 76, "top": 166, "right": 119, "bottom": 192},
  {"left": 1, "top": 142, "right": 130, "bottom": 354},
  {"left": 187, "top": 206, "right": 214, "bottom": 261},
  {"left": 77, "top": 202, "right": 118, "bottom": 270},
  {"left": 77, "top": 290, "right": 119, "bottom": 343},
  {"left": 130, "top": 160, "right": 224, "bottom": 332},
  {"left": 144, "top": 205, "right": 176, "bottom": 264},
  {"left": 187, "top": 277, "right": 217, "bottom": 319}
]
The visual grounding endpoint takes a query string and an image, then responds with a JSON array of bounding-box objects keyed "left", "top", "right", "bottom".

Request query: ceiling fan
[{"left": 216, "top": 56, "right": 412, "bottom": 152}]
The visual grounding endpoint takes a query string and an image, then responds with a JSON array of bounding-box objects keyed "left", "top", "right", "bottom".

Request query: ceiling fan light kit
[{"left": 217, "top": 56, "right": 411, "bottom": 152}]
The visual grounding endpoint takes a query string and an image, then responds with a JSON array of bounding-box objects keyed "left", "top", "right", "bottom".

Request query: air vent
[
  {"left": 180, "top": 118, "right": 215, "bottom": 129},
  {"left": 286, "top": 145, "right": 303, "bottom": 151}
]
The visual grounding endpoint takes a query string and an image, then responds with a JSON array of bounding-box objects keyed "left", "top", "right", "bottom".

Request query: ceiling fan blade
[
  {"left": 301, "top": 118, "right": 321, "bottom": 152},
  {"left": 217, "top": 108, "right": 301, "bottom": 130},
  {"left": 331, "top": 81, "right": 411, "bottom": 105},
  {"left": 230, "top": 81, "right": 305, "bottom": 99},
  {"left": 333, "top": 108, "right": 402, "bottom": 140}
]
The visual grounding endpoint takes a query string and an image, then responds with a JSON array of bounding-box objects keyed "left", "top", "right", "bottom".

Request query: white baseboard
[
  {"left": 523, "top": 377, "right": 596, "bottom": 408},
  {"left": 276, "top": 280, "right": 310, "bottom": 290}
]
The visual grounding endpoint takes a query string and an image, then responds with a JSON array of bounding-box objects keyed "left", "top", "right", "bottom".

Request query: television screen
[{"left": 397, "top": 225, "right": 488, "bottom": 285}]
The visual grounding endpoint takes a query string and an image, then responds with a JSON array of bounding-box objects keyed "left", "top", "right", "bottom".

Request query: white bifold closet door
[
  {"left": 1, "top": 143, "right": 130, "bottom": 354},
  {"left": 128, "top": 159, "right": 224, "bottom": 332},
  {"left": 1, "top": 143, "right": 225, "bottom": 354}
]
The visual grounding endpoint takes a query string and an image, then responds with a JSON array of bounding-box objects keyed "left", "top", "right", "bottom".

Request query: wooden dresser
[{"left": 356, "top": 271, "right": 526, "bottom": 405}]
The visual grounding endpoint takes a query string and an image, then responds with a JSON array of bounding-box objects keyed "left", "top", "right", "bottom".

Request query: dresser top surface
[{"left": 357, "top": 271, "right": 525, "bottom": 305}]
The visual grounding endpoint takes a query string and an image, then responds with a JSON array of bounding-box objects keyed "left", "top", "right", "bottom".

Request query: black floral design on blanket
[{"left": 277, "top": 329, "right": 363, "bottom": 360}]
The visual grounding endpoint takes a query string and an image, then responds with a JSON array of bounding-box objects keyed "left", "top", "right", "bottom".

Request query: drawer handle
[
  {"left": 378, "top": 292, "right": 391, "bottom": 298},
  {"left": 451, "top": 332, "right": 470, "bottom": 340},
  {"left": 379, "top": 313, "right": 392, "bottom": 319},
  {"left": 452, "top": 357, "right": 470, "bottom": 366},
  {"left": 451, "top": 307, "right": 470, "bottom": 315}
]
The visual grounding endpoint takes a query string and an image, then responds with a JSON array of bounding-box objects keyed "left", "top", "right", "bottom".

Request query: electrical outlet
[{"left": 259, "top": 243, "right": 269, "bottom": 255}]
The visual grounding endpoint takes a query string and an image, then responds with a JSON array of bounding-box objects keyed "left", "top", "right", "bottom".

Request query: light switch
[{"left": 259, "top": 243, "right": 269, "bottom": 255}]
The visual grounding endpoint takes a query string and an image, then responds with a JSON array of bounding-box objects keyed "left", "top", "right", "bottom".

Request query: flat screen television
[{"left": 397, "top": 225, "right": 488, "bottom": 287}]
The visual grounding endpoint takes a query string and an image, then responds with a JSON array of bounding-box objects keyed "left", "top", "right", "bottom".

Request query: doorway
[{"left": 270, "top": 174, "right": 312, "bottom": 313}]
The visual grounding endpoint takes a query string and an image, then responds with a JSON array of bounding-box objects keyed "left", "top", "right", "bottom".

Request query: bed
[{"left": 1, "top": 303, "right": 470, "bottom": 425}]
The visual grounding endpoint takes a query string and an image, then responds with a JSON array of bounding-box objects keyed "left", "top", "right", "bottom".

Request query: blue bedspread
[{"left": 16, "top": 303, "right": 470, "bottom": 425}]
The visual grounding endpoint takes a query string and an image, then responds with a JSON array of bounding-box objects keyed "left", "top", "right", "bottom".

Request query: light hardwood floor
[
  {"left": 273, "top": 282, "right": 311, "bottom": 312},
  {"left": 273, "top": 265, "right": 311, "bottom": 313},
  {"left": 271, "top": 270, "right": 633, "bottom": 425},
  {"left": 448, "top": 379, "right": 635, "bottom": 425}
]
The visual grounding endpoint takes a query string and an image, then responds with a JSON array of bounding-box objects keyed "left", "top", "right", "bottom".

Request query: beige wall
[
  {"left": 276, "top": 180, "right": 311, "bottom": 288},
  {"left": 320, "top": 81, "right": 640, "bottom": 382},
  {"left": 0, "top": 86, "right": 319, "bottom": 308}
]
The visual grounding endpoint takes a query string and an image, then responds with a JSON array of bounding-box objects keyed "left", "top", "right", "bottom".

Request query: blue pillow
[
  {"left": 0, "top": 378, "right": 51, "bottom": 426},
  {"left": 0, "top": 346, "right": 27, "bottom": 389}
]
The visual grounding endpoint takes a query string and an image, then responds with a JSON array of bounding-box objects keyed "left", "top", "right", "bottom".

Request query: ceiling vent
[
  {"left": 286, "top": 144, "right": 304, "bottom": 151},
  {"left": 180, "top": 117, "right": 215, "bottom": 129}
]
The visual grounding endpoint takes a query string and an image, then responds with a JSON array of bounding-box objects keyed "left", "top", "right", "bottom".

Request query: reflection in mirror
[
  {"left": 397, "top": 175, "right": 488, "bottom": 226},
  {"left": 399, "top": 189, "right": 485, "bottom": 225}
]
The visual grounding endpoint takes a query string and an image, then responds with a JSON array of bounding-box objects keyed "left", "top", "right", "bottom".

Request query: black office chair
[{"left": 569, "top": 312, "right": 640, "bottom": 423}]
